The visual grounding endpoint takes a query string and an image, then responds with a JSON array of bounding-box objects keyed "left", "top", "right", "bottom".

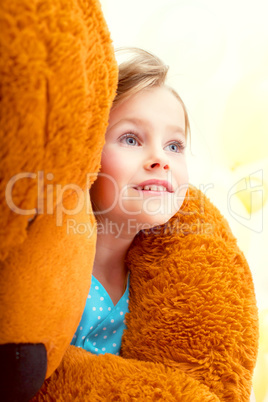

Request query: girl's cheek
[
  {"left": 91, "top": 174, "right": 119, "bottom": 213},
  {"left": 101, "top": 147, "right": 122, "bottom": 168},
  {"left": 101, "top": 148, "right": 135, "bottom": 174}
]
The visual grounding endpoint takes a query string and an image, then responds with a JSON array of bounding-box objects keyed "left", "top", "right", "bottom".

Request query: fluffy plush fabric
[
  {"left": 0, "top": 0, "right": 258, "bottom": 400},
  {"left": 0, "top": 0, "right": 117, "bottom": 384},
  {"left": 35, "top": 345, "right": 219, "bottom": 401},
  {"left": 34, "top": 187, "right": 258, "bottom": 401},
  {"left": 0, "top": 0, "right": 117, "bottom": 260},
  {"left": 123, "top": 186, "right": 259, "bottom": 400}
]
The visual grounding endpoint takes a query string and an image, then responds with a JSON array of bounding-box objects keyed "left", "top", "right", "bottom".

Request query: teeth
[
  {"left": 142, "top": 185, "right": 167, "bottom": 191},
  {"left": 158, "top": 185, "right": 167, "bottom": 192}
]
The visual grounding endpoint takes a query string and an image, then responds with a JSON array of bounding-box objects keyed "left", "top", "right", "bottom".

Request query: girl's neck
[{"left": 92, "top": 227, "right": 135, "bottom": 305}]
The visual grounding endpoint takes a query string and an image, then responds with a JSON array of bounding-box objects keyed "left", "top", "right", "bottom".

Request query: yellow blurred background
[{"left": 100, "top": 0, "right": 268, "bottom": 400}]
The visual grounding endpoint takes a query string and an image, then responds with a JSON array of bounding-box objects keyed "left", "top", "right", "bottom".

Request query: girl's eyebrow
[{"left": 109, "top": 117, "right": 185, "bottom": 136}]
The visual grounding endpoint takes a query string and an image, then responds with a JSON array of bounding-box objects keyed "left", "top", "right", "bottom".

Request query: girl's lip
[
  {"left": 133, "top": 188, "right": 171, "bottom": 196},
  {"left": 133, "top": 179, "right": 174, "bottom": 193}
]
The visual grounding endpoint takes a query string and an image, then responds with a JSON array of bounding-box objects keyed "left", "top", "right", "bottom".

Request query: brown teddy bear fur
[
  {"left": 35, "top": 345, "right": 220, "bottom": 401},
  {"left": 122, "top": 186, "right": 258, "bottom": 400},
  {"left": 1, "top": 0, "right": 258, "bottom": 400},
  {"left": 0, "top": 0, "right": 117, "bottom": 261},
  {"left": 34, "top": 187, "right": 258, "bottom": 401},
  {"left": 0, "top": 0, "right": 118, "bottom": 379}
]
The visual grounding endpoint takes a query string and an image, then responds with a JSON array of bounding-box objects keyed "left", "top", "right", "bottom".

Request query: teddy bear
[
  {"left": 0, "top": 0, "right": 258, "bottom": 400},
  {"left": 0, "top": 0, "right": 117, "bottom": 399}
]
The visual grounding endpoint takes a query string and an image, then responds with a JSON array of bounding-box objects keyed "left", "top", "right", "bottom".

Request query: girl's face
[{"left": 91, "top": 86, "right": 189, "bottom": 233}]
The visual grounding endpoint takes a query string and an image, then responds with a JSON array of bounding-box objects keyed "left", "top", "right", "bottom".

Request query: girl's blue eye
[
  {"left": 165, "top": 141, "right": 185, "bottom": 153},
  {"left": 126, "top": 137, "right": 137, "bottom": 146},
  {"left": 169, "top": 144, "right": 178, "bottom": 152},
  {"left": 120, "top": 134, "right": 140, "bottom": 146}
]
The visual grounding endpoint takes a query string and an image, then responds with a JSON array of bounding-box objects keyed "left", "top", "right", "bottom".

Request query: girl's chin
[
  {"left": 126, "top": 213, "right": 176, "bottom": 232},
  {"left": 94, "top": 213, "right": 176, "bottom": 239}
]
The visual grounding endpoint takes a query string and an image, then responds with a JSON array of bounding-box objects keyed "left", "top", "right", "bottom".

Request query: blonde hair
[{"left": 113, "top": 48, "right": 191, "bottom": 141}]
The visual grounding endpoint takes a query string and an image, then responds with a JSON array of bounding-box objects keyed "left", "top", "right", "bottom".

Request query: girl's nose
[{"left": 144, "top": 154, "right": 170, "bottom": 171}]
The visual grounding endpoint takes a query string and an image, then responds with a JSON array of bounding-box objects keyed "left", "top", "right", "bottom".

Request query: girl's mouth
[
  {"left": 133, "top": 179, "right": 174, "bottom": 193},
  {"left": 136, "top": 185, "right": 167, "bottom": 192}
]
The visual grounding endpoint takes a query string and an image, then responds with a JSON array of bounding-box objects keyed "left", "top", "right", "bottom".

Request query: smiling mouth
[
  {"left": 135, "top": 185, "right": 169, "bottom": 192},
  {"left": 133, "top": 179, "right": 174, "bottom": 193}
]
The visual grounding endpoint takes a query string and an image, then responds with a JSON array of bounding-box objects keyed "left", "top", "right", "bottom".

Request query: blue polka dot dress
[{"left": 71, "top": 274, "right": 130, "bottom": 355}]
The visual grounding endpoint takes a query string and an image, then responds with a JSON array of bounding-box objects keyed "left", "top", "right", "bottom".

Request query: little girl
[{"left": 71, "top": 48, "right": 190, "bottom": 355}]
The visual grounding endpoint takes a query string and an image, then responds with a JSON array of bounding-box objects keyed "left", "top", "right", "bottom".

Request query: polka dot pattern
[{"left": 71, "top": 274, "right": 130, "bottom": 356}]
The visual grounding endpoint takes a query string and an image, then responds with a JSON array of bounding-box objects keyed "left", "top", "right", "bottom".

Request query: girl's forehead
[{"left": 108, "top": 86, "right": 185, "bottom": 131}]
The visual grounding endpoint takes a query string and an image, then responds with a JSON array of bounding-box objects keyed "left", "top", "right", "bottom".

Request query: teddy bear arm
[{"left": 32, "top": 345, "right": 220, "bottom": 401}]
